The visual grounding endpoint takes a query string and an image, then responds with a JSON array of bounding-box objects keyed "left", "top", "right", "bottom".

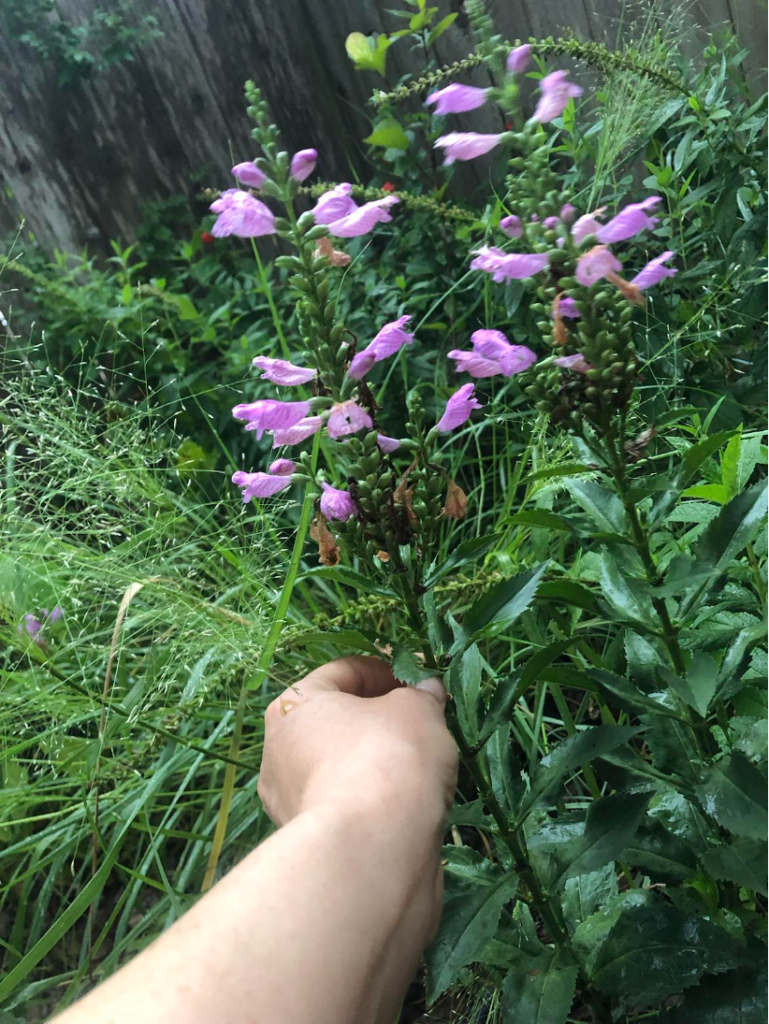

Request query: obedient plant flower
[
  {"left": 500, "top": 214, "right": 523, "bottom": 238},
  {"left": 377, "top": 434, "right": 400, "bottom": 453},
  {"left": 571, "top": 209, "right": 606, "bottom": 245},
  {"left": 554, "top": 353, "right": 592, "bottom": 373},
  {"left": 327, "top": 400, "right": 373, "bottom": 439},
  {"left": 436, "top": 383, "right": 483, "bottom": 432},
  {"left": 289, "top": 148, "right": 317, "bottom": 182},
  {"left": 575, "top": 245, "right": 623, "bottom": 286},
  {"left": 210, "top": 191, "right": 276, "bottom": 238},
  {"left": 271, "top": 416, "right": 324, "bottom": 447},
  {"left": 560, "top": 203, "right": 576, "bottom": 224},
  {"left": 320, "top": 483, "right": 358, "bottom": 521},
  {"left": 434, "top": 132, "right": 504, "bottom": 166},
  {"left": 231, "top": 161, "right": 267, "bottom": 188},
  {"left": 312, "top": 183, "right": 357, "bottom": 224},
  {"left": 470, "top": 246, "right": 550, "bottom": 282},
  {"left": 232, "top": 398, "right": 311, "bottom": 439},
  {"left": 553, "top": 296, "right": 581, "bottom": 318},
  {"left": 507, "top": 43, "right": 532, "bottom": 73},
  {"left": 268, "top": 458, "right": 296, "bottom": 475},
  {"left": 326, "top": 196, "right": 400, "bottom": 238},
  {"left": 348, "top": 315, "right": 414, "bottom": 379},
  {"left": 630, "top": 251, "right": 678, "bottom": 290},
  {"left": 542, "top": 216, "right": 558, "bottom": 229},
  {"left": 21, "top": 613, "right": 42, "bottom": 638},
  {"left": 232, "top": 470, "right": 294, "bottom": 502},
  {"left": 532, "top": 70, "right": 583, "bottom": 123},
  {"left": 426, "top": 84, "right": 489, "bottom": 114},
  {"left": 449, "top": 328, "right": 537, "bottom": 377},
  {"left": 252, "top": 355, "right": 316, "bottom": 386},
  {"left": 595, "top": 197, "right": 661, "bottom": 244}
]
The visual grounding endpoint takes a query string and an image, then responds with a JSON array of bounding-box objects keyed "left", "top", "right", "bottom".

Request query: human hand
[{"left": 258, "top": 656, "right": 458, "bottom": 830}]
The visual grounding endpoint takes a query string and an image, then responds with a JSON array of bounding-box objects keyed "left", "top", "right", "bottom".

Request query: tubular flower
[
  {"left": 448, "top": 349, "right": 500, "bottom": 378},
  {"left": 542, "top": 216, "right": 558, "bottom": 229},
  {"left": 500, "top": 214, "right": 523, "bottom": 238},
  {"left": 252, "top": 356, "right": 316, "bottom": 386},
  {"left": 232, "top": 399, "right": 311, "bottom": 439},
  {"left": 268, "top": 458, "right": 296, "bottom": 475},
  {"left": 554, "top": 353, "right": 592, "bottom": 373},
  {"left": 595, "top": 197, "right": 662, "bottom": 244},
  {"left": 327, "top": 196, "right": 400, "bottom": 238},
  {"left": 21, "top": 614, "right": 42, "bottom": 638},
  {"left": 571, "top": 209, "right": 606, "bottom": 245},
  {"left": 472, "top": 328, "right": 537, "bottom": 375},
  {"left": 311, "top": 183, "right": 357, "bottom": 224},
  {"left": 630, "top": 251, "right": 677, "bottom": 290},
  {"left": 347, "top": 350, "right": 377, "bottom": 380},
  {"left": 436, "top": 383, "right": 483, "bottom": 432},
  {"left": 232, "top": 470, "right": 293, "bottom": 502},
  {"left": 552, "top": 296, "right": 580, "bottom": 318},
  {"left": 426, "top": 84, "right": 489, "bottom": 114},
  {"left": 210, "top": 191, "right": 276, "bottom": 238},
  {"left": 290, "top": 148, "right": 318, "bottom": 182},
  {"left": 532, "top": 70, "right": 583, "bottom": 123},
  {"left": 377, "top": 434, "right": 400, "bottom": 453},
  {"left": 470, "top": 246, "right": 549, "bottom": 282},
  {"left": 560, "top": 203, "right": 576, "bottom": 223},
  {"left": 320, "top": 483, "right": 358, "bottom": 521},
  {"left": 231, "top": 161, "right": 267, "bottom": 188},
  {"left": 270, "top": 416, "right": 324, "bottom": 447},
  {"left": 327, "top": 400, "right": 373, "bottom": 439},
  {"left": 434, "top": 132, "right": 504, "bottom": 165},
  {"left": 507, "top": 43, "right": 532, "bottom": 73},
  {"left": 348, "top": 316, "right": 414, "bottom": 379},
  {"left": 575, "top": 245, "right": 622, "bottom": 287}
]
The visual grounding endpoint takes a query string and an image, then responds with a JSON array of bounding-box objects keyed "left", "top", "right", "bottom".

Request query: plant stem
[{"left": 201, "top": 430, "right": 322, "bottom": 891}]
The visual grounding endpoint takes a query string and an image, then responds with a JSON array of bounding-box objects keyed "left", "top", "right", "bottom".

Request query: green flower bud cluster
[
  {"left": 505, "top": 125, "right": 561, "bottom": 215},
  {"left": 341, "top": 430, "right": 405, "bottom": 557},
  {"left": 299, "top": 183, "right": 477, "bottom": 224}
]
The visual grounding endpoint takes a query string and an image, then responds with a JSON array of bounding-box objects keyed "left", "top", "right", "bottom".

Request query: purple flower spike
[
  {"left": 232, "top": 399, "right": 311, "bottom": 440},
  {"left": 630, "top": 251, "right": 678, "bottom": 290},
  {"left": 560, "top": 203, "right": 576, "bottom": 224},
  {"left": 596, "top": 197, "right": 662, "bottom": 244},
  {"left": 436, "top": 383, "right": 483, "bottom": 432},
  {"left": 271, "top": 416, "right": 324, "bottom": 447},
  {"left": 377, "top": 434, "right": 400, "bottom": 453},
  {"left": 312, "top": 183, "right": 358, "bottom": 225},
  {"left": 327, "top": 196, "right": 399, "bottom": 237},
  {"left": 231, "top": 161, "right": 267, "bottom": 188},
  {"left": 327, "top": 400, "right": 373, "bottom": 439},
  {"left": 426, "top": 84, "right": 489, "bottom": 114},
  {"left": 470, "top": 246, "right": 550, "bottom": 282},
  {"left": 507, "top": 44, "right": 532, "bottom": 74},
  {"left": 232, "top": 470, "right": 294, "bottom": 503},
  {"left": 210, "top": 192, "right": 276, "bottom": 238},
  {"left": 320, "top": 483, "right": 358, "bottom": 522},
  {"left": 500, "top": 214, "right": 523, "bottom": 238},
  {"left": 575, "top": 245, "right": 623, "bottom": 287},
  {"left": 434, "top": 132, "right": 504, "bottom": 166},
  {"left": 268, "top": 458, "right": 296, "bottom": 475},
  {"left": 555, "top": 353, "right": 592, "bottom": 374},
  {"left": 252, "top": 356, "right": 316, "bottom": 386},
  {"left": 290, "top": 148, "right": 318, "bottom": 183},
  {"left": 532, "top": 70, "right": 583, "bottom": 123}
]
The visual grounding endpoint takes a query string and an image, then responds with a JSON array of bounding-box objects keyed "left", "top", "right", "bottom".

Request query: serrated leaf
[
  {"left": 423, "top": 534, "right": 497, "bottom": 589},
  {"left": 650, "top": 431, "right": 734, "bottom": 526},
  {"left": 536, "top": 580, "right": 601, "bottom": 614},
  {"left": 501, "top": 946, "right": 579, "bottom": 1024},
  {"left": 557, "top": 791, "right": 652, "bottom": 884},
  {"left": 456, "top": 562, "right": 548, "bottom": 650},
  {"left": 700, "top": 837, "right": 768, "bottom": 895},
  {"left": 589, "top": 669, "right": 685, "bottom": 719},
  {"left": 624, "top": 630, "right": 664, "bottom": 690},
  {"left": 450, "top": 643, "right": 482, "bottom": 744},
  {"left": 694, "top": 754, "right": 768, "bottom": 840},
  {"left": 391, "top": 644, "right": 433, "bottom": 684},
  {"left": 487, "top": 723, "right": 525, "bottom": 814},
  {"left": 571, "top": 890, "right": 652, "bottom": 973},
  {"left": 294, "top": 628, "right": 381, "bottom": 657},
  {"left": 662, "top": 652, "right": 719, "bottom": 716},
  {"left": 425, "top": 871, "right": 518, "bottom": 1003},
  {"left": 599, "top": 555, "right": 657, "bottom": 628},
  {"left": 565, "top": 479, "right": 628, "bottom": 534},
  {"left": 623, "top": 818, "right": 700, "bottom": 882},
  {"left": 507, "top": 509, "right": 573, "bottom": 532},
  {"left": 661, "top": 965, "right": 768, "bottom": 1023},
  {"left": 562, "top": 862, "right": 619, "bottom": 932},
  {"left": 423, "top": 589, "right": 452, "bottom": 656}
]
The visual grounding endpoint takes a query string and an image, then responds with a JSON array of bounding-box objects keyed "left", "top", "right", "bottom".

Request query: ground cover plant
[{"left": 1, "top": 2, "right": 767, "bottom": 1020}]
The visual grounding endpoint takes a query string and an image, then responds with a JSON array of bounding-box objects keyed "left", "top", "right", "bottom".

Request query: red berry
[{"left": 201, "top": 231, "right": 215, "bottom": 245}]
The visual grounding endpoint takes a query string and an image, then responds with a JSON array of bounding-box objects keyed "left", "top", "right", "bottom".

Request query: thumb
[{"left": 415, "top": 676, "right": 447, "bottom": 710}]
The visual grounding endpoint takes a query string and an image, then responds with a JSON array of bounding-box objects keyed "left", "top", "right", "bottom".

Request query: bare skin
[{"left": 54, "top": 656, "right": 458, "bottom": 1024}]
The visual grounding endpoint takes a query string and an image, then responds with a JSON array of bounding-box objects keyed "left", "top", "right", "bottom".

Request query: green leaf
[
  {"left": 599, "top": 554, "right": 656, "bottom": 629},
  {"left": 694, "top": 754, "right": 768, "bottom": 840},
  {"left": 455, "top": 562, "right": 548, "bottom": 650},
  {"left": 425, "top": 871, "right": 518, "bottom": 1003},
  {"left": 506, "top": 510, "right": 572, "bottom": 532},
  {"left": 536, "top": 580, "right": 601, "bottom": 614},
  {"left": 426, "top": 11, "right": 458, "bottom": 46},
  {"left": 591, "top": 900, "right": 745, "bottom": 1007},
  {"left": 571, "top": 891, "right": 651, "bottom": 975},
  {"left": 524, "top": 464, "right": 594, "bottom": 483},
  {"left": 650, "top": 430, "right": 734, "bottom": 526},
  {"left": 623, "top": 818, "right": 700, "bottom": 882},
  {"left": 175, "top": 294, "right": 199, "bottom": 321},
  {"left": 300, "top": 565, "right": 394, "bottom": 595},
  {"left": 391, "top": 644, "right": 433, "bottom": 684},
  {"left": 565, "top": 479, "right": 627, "bottom": 534},
  {"left": 557, "top": 791, "right": 652, "bottom": 884},
  {"left": 717, "top": 623, "right": 768, "bottom": 701},
  {"left": 345, "top": 31, "right": 390, "bottom": 75},
  {"left": 700, "top": 837, "right": 768, "bottom": 895},
  {"left": 363, "top": 116, "right": 409, "bottom": 150},
  {"left": 487, "top": 723, "right": 524, "bottom": 814},
  {"left": 562, "top": 863, "right": 619, "bottom": 932},
  {"left": 446, "top": 800, "right": 493, "bottom": 829},
  {"left": 662, "top": 652, "right": 719, "bottom": 716},
  {"left": 423, "top": 589, "right": 453, "bottom": 656},
  {"left": 477, "top": 670, "right": 522, "bottom": 745},
  {"left": 589, "top": 668, "right": 685, "bottom": 719},
  {"left": 501, "top": 947, "right": 579, "bottom": 1024},
  {"left": 295, "top": 628, "right": 382, "bottom": 657},
  {"left": 450, "top": 643, "right": 482, "bottom": 743},
  {"left": 423, "top": 534, "right": 497, "bottom": 589},
  {"left": 661, "top": 966, "right": 768, "bottom": 1023},
  {"left": 624, "top": 630, "right": 665, "bottom": 690}
]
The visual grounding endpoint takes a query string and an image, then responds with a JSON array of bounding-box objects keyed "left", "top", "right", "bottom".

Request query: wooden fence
[{"left": 0, "top": 0, "right": 765, "bottom": 255}]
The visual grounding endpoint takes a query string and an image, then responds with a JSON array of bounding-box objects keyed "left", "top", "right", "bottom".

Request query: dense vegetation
[{"left": 1, "top": 2, "right": 766, "bottom": 1020}]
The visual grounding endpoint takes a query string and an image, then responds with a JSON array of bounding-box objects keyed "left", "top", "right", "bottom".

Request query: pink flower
[
  {"left": 348, "top": 350, "right": 377, "bottom": 380},
  {"left": 554, "top": 353, "right": 592, "bottom": 373},
  {"left": 377, "top": 434, "right": 400, "bottom": 453},
  {"left": 426, "top": 84, "right": 489, "bottom": 114},
  {"left": 436, "top": 383, "right": 483, "bottom": 432},
  {"left": 271, "top": 416, "right": 324, "bottom": 447},
  {"left": 532, "top": 70, "right": 583, "bottom": 123},
  {"left": 434, "top": 132, "right": 504, "bottom": 166},
  {"left": 507, "top": 44, "right": 532, "bottom": 74},
  {"left": 252, "top": 356, "right": 316, "bottom": 386},
  {"left": 231, "top": 162, "right": 267, "bottom": 188},
  {"left": 630, "top": 251, "right": 678, "bottom": 290},
  {"left": 575, "top": 245, "right": 622, "bottom": 287},
  {"left": 19, "top": 605, "right": 63, "bottom": 642},
  {"left": 232, "top": 470, "right": 293, "bottom": 503},
  {"left": 210, "top": 192, "right": 276, "bottom": 238},
  {"left": 21, "top": 614, "right": 42, "bottom": 638},
  {"left": 327, "top": 196, "right": 400, "bottom": 238},
  {"left": 543, "top": 216, "right": 558, "bottom": 229},
  {"left": 470, "top": 246, "right": 550, "bottom": 282},
  {"left": 596, "top": 197, "right": 662, "bottom": 244},
  {"left": 268, "top": 458, "right": 296, "bottom": 475},
  {"left": 232, "top": 399, "right": 311, "bottom": 439},
  {"left": 450, "top": 329, "right": 537, "bottom": 378},
  {"left": 348, "top": 316, "right": 414, "bottom": 379},
  {"left": 320, "top": 483, "right": 358, "bottom": 521},
  {"left": 552, "top": 296, "right": 580, "bottom": 318},
  {"left": 560, "top": 203, "right": 576, "bottom": 223},
  {"left": 290, "top": 148, "right": 318, "bottom": 182},
  {"left": 448, "top": 349, "right": 501, "bottom": 378},
  {"left": 500, "top": 215, "right": 523, "bottom": 238},
  {"left": 327, "top": 400, "right": 373, "bottom": 439},
  {"left": 312, "top": 184, "right": 357, "bottom": 225}
]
